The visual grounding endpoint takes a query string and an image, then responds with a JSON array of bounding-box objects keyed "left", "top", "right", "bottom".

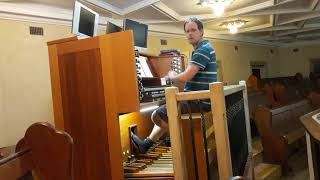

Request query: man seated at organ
[{"left": 131, "top": 17, "right": 218, "bottom": 153}]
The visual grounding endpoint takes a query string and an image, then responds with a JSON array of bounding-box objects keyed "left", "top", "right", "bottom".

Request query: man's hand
[
  {"left": 166, "top": 64, "right": 200, "bottom": 83},
  {"left": 167, "top": 71, "right": 178, "bottom": 80}
]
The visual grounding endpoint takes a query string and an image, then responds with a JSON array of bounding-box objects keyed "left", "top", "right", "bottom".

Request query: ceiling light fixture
[
  {"left": 220, "top": 20, "right": 247, "bottom": 34},
  {"left": 198, "top": 0, "right": 235, "bottom": 17}
]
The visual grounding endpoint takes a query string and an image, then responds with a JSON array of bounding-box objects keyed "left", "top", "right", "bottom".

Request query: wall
[
  {"left": 146, "top": 34, "right": 280, "bottom": 84},
  {"left": 0, "top": 19, "right": 73, "bottom": 147},
  {"left": 210, "top": 40, "right": 280, "bottom": 84},
  {"left": 0, "top": 18, "right": 303, "bottom": 147},
  {"left": 276, "top": 46, "right": 320, "bottom": 78}
]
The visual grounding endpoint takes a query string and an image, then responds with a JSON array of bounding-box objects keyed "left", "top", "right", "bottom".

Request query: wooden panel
[
  {"left": 247, "top": 90, "right": 268, "bottom": 120},
  {"left": 99, "top": 31, "right": 139, "bottom": 113},
  {"left": 99, "top": 32, "right": 135, "bottom": 180},
  {"left": 126, "top": 177, "right": 174, "bottom": 180},
  {"left": 192, "top": 118, "right": 208, "bottom": 180},
  {"left": 210, "top": 82, "right": 233, "bottom": 179},
  {"left": 47, "top": 36, "right": 77, "bottom": 46},
  {"left": 0, "top": 122, "right": 73, "bottom": 180},
  {"left": 240, "top": 81, "right": 252, "bottom": 154},
  {"left": 165, "top": 87, "right": 188, "bottom": 180},
  {"left": 48, "top": 44, "right": 64, "bottom": 130},
  {"left": 58, "top": 50, "right": 111, "bottom": 180},
  {"left": 0, "top": 150, "right": 33, "bottom": 179},
  {"left": 48, "top": 32, "right": 140, "bottom": 180},
  {"left": 181, "top": 119, "right": 197, "bottom": 180},
  {"left": 57, "top": 37, "right": 100, "bottom": 55},
  {"left": 301, "top": 109, "right": 320, "bottom": 142},
  {"left": 119, "top": 111, "right": 155, "bottom": 161},
  {"left": 147, "top": 57, "right": 175, "bottom": 78},
  {"left": 176, "top": 90, "right": 210, "bottom": 101},
  {"left": 23, "top": 122, "right": 73, "bottom": 180}
]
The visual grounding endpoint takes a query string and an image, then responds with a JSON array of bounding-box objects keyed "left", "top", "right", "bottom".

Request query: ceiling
[{"left": 1, "top": 0, "right": 320, "bottom": 45}]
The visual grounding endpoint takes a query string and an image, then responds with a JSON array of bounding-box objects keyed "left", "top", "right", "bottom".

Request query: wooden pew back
[
  {"left": 247, "top": 90, "right": 269, "bottom": 120},
  {"left": 271, "top": 99, "right": 311, "bottom": 134},
  {"left": 0, "top": 122, "right": 73, "bottom": 180},
  {"left": 254, "top": 99, "right": 312, "bottom": 167}
]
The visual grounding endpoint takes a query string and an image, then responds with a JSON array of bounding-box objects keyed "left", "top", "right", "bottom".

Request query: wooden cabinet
[{"left": 47, "top": 31, "right": 139, "bottom": 180}]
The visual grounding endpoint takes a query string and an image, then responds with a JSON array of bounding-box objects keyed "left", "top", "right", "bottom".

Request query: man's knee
[{"left": 151, "top": 111, "right": 165, "bottom": 126}]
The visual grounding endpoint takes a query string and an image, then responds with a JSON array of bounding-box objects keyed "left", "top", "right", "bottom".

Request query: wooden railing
[{"left": 165, "top": 81, "right": 252, "bottom": 180}]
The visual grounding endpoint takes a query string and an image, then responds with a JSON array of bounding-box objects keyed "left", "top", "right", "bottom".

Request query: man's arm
[{"left": 167, "top": 64, "right": 200, "bottom": 83}]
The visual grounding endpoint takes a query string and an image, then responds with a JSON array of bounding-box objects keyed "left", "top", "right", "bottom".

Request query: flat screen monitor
[
  {"left": 106, "top": 21, "right": 122, "bottom": 34},
  {"left": 123, "top": 19, "right": 148, "bottom": 48},
  {"left": 72, "top": 1, "right": 99, "bottom": 37}
]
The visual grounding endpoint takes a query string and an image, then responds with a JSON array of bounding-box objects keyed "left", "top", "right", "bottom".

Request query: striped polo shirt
[{"left": 184, "top": 39, "right": 217, "bottom": 93}]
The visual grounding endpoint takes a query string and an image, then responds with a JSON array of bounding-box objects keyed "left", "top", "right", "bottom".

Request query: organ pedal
[{"left": 124, "top": 140, "right": 174, "bottom": 179}]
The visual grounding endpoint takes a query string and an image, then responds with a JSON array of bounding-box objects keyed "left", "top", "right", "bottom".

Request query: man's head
[{"left": 184, "top": 17, "right": 204, "bottom": 46}]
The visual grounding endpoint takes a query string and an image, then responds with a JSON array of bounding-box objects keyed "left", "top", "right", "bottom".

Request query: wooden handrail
[{"left": 166, "top": 81, "right": 252, "bottom": 180}]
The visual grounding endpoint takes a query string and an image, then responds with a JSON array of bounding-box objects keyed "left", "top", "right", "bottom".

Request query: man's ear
[{"left": 200, "top": 29, "right": 204, "bottom": 36}]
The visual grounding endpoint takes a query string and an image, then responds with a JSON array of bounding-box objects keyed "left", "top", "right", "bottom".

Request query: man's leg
[
  {"left": 131, "top": 105, "right": 169, "bottom": 153},
  {"left": 149, "top": 110, "right": 169, "bottom": 141}
]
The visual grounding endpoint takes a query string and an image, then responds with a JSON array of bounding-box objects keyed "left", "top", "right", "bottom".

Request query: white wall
[{"left": 0, "top": 19, "right": 72, "bottom": 147}]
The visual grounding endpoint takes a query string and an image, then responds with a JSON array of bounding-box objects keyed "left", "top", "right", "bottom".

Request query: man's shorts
[{"left": 155, "top": 100, "right": 211, "bottom": 123}]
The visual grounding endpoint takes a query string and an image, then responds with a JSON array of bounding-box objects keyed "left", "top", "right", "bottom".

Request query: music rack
[{"left": 135, "top": 52, "right": 186, "bottom": 103}]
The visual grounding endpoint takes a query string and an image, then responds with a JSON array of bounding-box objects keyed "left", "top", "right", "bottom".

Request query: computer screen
[
  {"left": 106, "top": 21, "right": 122, "bottom": 34},
  {"left": 123, "top": 19, "right": 148, "bottom": 48},
  {"left": 72, "top": 1, "right": 99, "bottom": 37}
]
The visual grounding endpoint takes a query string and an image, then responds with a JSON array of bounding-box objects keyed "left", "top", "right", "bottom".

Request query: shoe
[
  {"left": 131, "top": 132, "right": 154, "bottom": 154},
  {"left": 163, "top": 137, "right": 171, "bottom": 147}
]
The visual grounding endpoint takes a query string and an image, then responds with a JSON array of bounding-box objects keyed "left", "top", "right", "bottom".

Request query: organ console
[
  {"left": 47, "top": 32, "right": 252, "bottom": 180},
  {"left": 136, "top": 51, "right": 186, "bottom": 103}
]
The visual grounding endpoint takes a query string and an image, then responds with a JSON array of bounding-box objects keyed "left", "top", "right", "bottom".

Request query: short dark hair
[{"left": 184, "top": 17, "right": 204, "bottom": 32}]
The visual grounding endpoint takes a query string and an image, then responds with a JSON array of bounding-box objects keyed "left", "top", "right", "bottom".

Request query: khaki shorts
[{"left": 155, "top": 100, "right": 211, "bottom": 123}]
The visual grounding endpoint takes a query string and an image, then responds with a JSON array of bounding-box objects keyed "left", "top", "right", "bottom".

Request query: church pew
[
  {"left": 308, "top": 91, "right": 320, "bottom": 109},
  {"left": 0, "top": 122, "right": 73, "bottom": 180},
  {"left": 254, "top": 99, "right": 312, "bottom": 172},
  {"left": 247, "top": 90, "right": 269, "bottom": 121},
  {"left": 0, "top": 146, "right": 15, "bottom": 160}
]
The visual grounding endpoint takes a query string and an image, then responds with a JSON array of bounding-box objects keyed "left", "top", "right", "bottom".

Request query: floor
[{"left": 281, "top": 147, "right": 309, "bottom": 180}]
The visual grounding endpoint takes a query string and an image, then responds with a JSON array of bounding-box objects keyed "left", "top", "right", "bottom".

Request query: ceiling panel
[
  {"left": 206, "top": 15, "right": 270, "bottom": 31},
  {"left": 4, "top": 0, "right": 320, "bottom": 44},
  {"left": 29, "top": 0, "right": 74, "bottom": 9},
  {"left": 305, "top": 16, "right": 320, "bottom": 24},
  {"left": 240, "top": 31, "right": 271, "bottom": 37},
  {"left": 225, "top": 0, "right": 268, "bottom": 12},
  {"left": 105, "top": 0, "right": 145, "bottom": 9},
  {"left": 125, "top": 6, "right": 173, "bottom": 21},
  {"left": 161, "top": 0, "right": 212, "bottom": 16}
]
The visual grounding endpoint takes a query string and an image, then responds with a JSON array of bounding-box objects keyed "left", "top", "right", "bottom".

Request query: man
[{"left": 131, "top": 17, "right": 217, "bottom": 153}]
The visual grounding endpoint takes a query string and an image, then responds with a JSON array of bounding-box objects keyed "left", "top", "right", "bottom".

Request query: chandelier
[
  {"left": 198, "top": 0, "right": 235, "bottom": 16},
  {"left": 220, "top": 20, "right": 248, "bottom": 34}
]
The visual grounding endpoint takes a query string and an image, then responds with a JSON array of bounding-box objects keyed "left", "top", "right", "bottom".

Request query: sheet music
[
  {"left": 138, "top": 56, "right": 153, "bottom": 77},
  {"left": 312, "top": 113, "right": 320, "bottom": 125}
]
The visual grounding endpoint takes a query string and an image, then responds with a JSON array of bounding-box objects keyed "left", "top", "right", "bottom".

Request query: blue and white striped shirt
[{"left": 184, "top": 39, "right": 217, "bottom": 92}]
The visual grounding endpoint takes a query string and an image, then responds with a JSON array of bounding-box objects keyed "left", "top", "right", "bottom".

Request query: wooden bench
[
  {"left": 0, "top": 122, "right": 73, "bottom": 180},
  {"left": 308, "top": 91, "right": 320, "bottom": 109},
  {"left": 254, "top": 99, "right": 312, "bottom": 171},
  {"left": 247, "top": 90, "right": 269, "bottom": 121}
]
